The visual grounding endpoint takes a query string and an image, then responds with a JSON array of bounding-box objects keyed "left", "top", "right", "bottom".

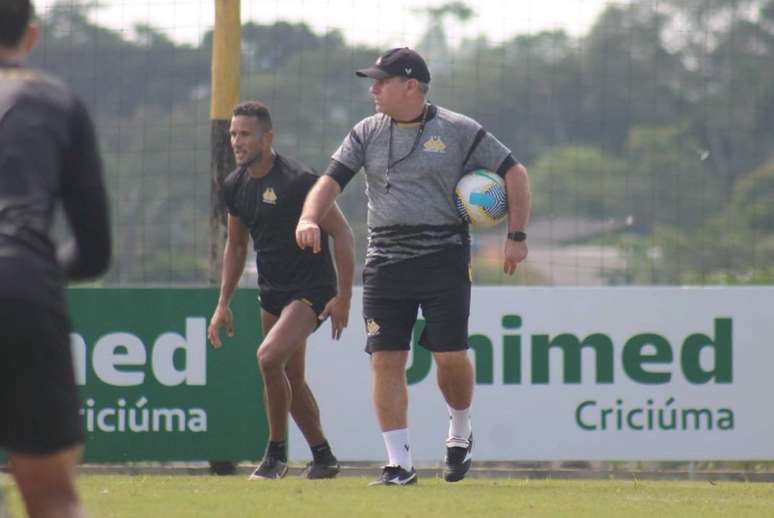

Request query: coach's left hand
[
  {"left": 503, "top": 239, "right": 528, "bottom": 275},
  {"left": 319, "top": 295, "right": 351, "bottom": 340}
]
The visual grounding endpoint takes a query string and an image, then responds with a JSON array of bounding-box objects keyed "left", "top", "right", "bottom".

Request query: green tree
[
  {"left": 529, "top": 145, "right": 627, "bottom": 219},
  {"left": 28, "top": 1, "right": 774, "bottom": 287},
  {"left": 30, "top": 3, "right": 208, "bottom": 120},
  {"left": 656, "top": 0, "right": 774, "bottom": 183},
  {"left": 627, "top": 157, "right": 774, "bottom": 284},
  {"left": 430, "top": 30, "right": 582, "bottom": 165},
  {"left": 730, "top": 158, "right": 774, "bottom": 232},
  {"left": 202, "top": 21, "right": 345, "bottom": 73},
  {"left": 580, "top": 4, "right": 689, "bottom": 152},
  {"left": 415, "top": 1, "right": 474, "bottom": 60},
  {"left": 623, "top": 125, "right": 722, "bottom": 231}
]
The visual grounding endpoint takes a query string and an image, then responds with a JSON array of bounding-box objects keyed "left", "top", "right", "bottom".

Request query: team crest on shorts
[
  {"left": 262, "top": 187, "right": 277, "bottom": 205},
  {"left": 366, "top": 318, "right": 381, "bottom": 336}
]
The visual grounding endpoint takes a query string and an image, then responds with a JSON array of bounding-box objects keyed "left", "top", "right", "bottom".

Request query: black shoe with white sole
[
  {"left": 301, "top": 459, "right": 340, "bottom": 479},
  {"left": 368, "top": 465, "right": 418, "bottom": 486},
  {"left": 444, "top": 434, "right": 472, "bottom": 482},
  {"left": 248, "top": 457, "right": 288, "bottom": 480}
]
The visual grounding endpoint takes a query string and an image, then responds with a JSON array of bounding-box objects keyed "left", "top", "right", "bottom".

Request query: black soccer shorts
[
  {"left": 258, "top": 285, "right": 337, "bottom": 329},
  {"left": 0, "top": 299, "right": 84, "bottom": 454},
  {"left": 362, "top": 247, "right": 471, "bottom": 353}
]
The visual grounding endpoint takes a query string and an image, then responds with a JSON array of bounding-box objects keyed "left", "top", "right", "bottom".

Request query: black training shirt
[
  {"left": 222, "top": 153, "right": 336, "bottom": 294},
  {"left": 0, "top": 61, "right": 111, "bottom": 313}
]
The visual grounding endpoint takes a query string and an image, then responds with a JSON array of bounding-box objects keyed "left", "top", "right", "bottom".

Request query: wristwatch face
[{"left": 508, "top": 231, "right": 527, "bottom": 242}]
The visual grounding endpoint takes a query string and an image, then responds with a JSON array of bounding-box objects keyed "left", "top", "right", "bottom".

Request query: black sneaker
[
  {"left": 444, "top": 433, "right": 473, "bottom": 482},
  {"left": 300, "top": 459, "right": 340, "bottom": 479},
  {"left": 368, "top": 465, "right": 418, "bottom": 486},
  {"left": 248, "top": 457, "right": 288, "bottom": 480}
]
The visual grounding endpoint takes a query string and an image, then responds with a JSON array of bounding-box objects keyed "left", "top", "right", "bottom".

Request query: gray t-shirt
[{"left": 330, "top": 104, "right": 513, "bottom": 267}]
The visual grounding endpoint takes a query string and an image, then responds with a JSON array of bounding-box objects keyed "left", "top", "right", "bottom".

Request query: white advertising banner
[{"left": 290, "top": 287, "right": 774, "bottom": 461}]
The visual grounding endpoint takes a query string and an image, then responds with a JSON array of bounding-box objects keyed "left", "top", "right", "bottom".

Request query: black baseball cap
[{"left": 356, "top": 47, "right": 431, "bottom": 84}]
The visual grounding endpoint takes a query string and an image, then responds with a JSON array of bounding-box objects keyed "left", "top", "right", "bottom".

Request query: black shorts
[
  {"left": 0, "top": 299, "right": 83, "bottom": 455},
  {"left": 258, "top": 285, "right": 337, "bottom": 328},
  {"left": 362, "top": 247, "right": 471, "bottom": 354}
]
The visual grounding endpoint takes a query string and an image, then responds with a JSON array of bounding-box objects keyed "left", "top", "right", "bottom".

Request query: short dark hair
[
  {"left": 232, "top": 101, "right": 272, "bottom": 132},
  {"left": 0, "top": 0, "right": 34, "bottom": 48}
]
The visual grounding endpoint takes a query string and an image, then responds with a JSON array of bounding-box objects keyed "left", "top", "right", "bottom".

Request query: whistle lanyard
[{"left": 384, "top": 104, "right": 428, "bottom": 192}]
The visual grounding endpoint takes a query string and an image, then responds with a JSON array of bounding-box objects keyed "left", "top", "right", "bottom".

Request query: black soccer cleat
[
  {"left": 444, "top": 433, "right": 473, "bottom": 482},
  {"left": 368, "top": 465, "right": 418, "bottom": 486},
  {"left": 301, "top": 459, "right": 340, "bottom": 479},
  {"left": 248, "top": 457, "right": 288, "bottom": 480}
]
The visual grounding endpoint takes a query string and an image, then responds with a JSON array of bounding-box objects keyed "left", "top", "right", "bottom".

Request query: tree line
[{"left": 31, "top": 1, "right": 774, "bottom": 285}]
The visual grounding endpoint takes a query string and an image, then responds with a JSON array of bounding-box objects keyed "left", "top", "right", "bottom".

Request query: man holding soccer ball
[{"left": 296, "top": 47, "right": 530, "bottom": 485}]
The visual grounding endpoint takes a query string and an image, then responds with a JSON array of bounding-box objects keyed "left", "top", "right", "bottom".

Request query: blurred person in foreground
[
  {"left": 208, "top": 101, "right": 355, "bottom": 480},
  {"left": 296, "top": 48, "right": 530, "bottom": 485},
  {"left": 0, "top": 0, "right": 112, "bottom": 516}
]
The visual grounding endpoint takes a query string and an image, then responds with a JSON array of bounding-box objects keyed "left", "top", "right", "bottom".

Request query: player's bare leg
[
  {"left": 434, "top": 351, "right": 474, "bottom": 482},
  {"left": 285, "top": 343, "right": 324, "bottom": 446},
  {"left": 286, "top": 343, "right": 340, "bottom": 478},
  {"left": 9, "top": 445, "right": 85, "bottom": 518},
  {"left": 251, "top": 302, "right": 316, "bottom": 479},
  {"left": 260, "top": 309, "right": 329, "bottom": 446}
]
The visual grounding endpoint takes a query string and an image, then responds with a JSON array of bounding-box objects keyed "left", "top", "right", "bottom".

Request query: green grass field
[{"left": 4, "top": 475, "right": 774, "bottom": 517}]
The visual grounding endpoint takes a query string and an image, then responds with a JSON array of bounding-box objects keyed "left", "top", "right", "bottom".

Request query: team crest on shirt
[
  {"left": 366, "top": 318, "right": 381, "bottom": 337},
  {"left": 423, "top": 136, "right": 446, "bottom": 153},
  {"left": 262, "top": 187, "right": 277, "bottom": 205}
]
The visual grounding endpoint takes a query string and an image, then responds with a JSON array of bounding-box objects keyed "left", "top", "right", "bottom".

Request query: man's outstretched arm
[
  {"left": 296, "top": 175, "right": 342, "bottom": 253},
  {"left": 318, "top": 202, "right": 355, "bottom": 340}
]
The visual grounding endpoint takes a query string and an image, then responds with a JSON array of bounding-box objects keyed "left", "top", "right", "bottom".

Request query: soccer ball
[{"left": 454, "top": 170, "right": 508, "bottom": 227}]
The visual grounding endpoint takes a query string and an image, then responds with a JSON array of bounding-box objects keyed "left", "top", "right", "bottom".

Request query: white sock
[
  {"left": 382, "top": 428, "right": 413, "bottom": 470},
  {"left": 447, "top": 405, "right": 472, "bottom": 448}
]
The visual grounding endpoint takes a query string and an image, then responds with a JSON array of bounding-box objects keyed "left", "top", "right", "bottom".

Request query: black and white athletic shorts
[
  {"left": 0, "top": 299, "right": 83, "bottom": 455},
  {"left": 362, "top": 246, "right": 471, "bottom": 354}
]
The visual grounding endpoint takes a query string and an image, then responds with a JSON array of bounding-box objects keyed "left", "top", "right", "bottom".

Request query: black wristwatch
[{"left": 507, "top": 231, "right": 527, "bottom": 242}]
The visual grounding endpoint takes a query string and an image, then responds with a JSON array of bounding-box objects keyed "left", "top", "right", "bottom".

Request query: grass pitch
[{"left": 4, "top": 474, "right": 774, "bottom": 517}]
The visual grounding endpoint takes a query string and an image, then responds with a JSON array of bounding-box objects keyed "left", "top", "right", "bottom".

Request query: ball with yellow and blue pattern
[{"left": 454, "top": 170, "right": 508, "bottom": 227}]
